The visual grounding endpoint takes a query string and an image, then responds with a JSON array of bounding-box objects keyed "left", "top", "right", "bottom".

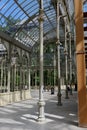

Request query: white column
[
  {"left": 7, "top": 61, "right": 11, "bottom": 92},
  {"left": 20, "top": 64, "right": 22, "bottom": 99},
  {"left": 14, "top": 64, "right": 16, "bottom": 91},
  {"left": 28, "top": 67, "right": 31, "bottom": 90},
  {"left": 16, "top": 66, "right": 19, "bottom": 91},
  {"left": 35, "top": 70, "right": 37, "bottom": 88},
  {"left": 3, "top": 62, "right": 6, "bottom": 92},
  {"left": 64, "top": 20, "right": 69, "bottom": 99},
  {"left": 54, "top": 52, "right": 56, "bottom": 88},
  {"left": 7, "top": 45, "right": 11, "bottom": 92},
  {"left": 56, "top": 0, "right": 62, "bottom": 105},
  {"left": 37, "top": 0, "right": 45, "bottom": 122},
  {"left": 1, "top": 61, "right": 3, "bottom": 91},
  {"left": 69, "top": 32, "right": 73, "bottom": 95},
  {"left": 20, "top": 51, "right": 23, "bottom": 99},
  {"left": 22, "top": 65, "right": 26, "bottom": 89},
  {"left": 1, "top": 61, "right": 3, "bottom": 92},
  {"left": 28, "top": 55, "right": 31, "bottom": 91}
]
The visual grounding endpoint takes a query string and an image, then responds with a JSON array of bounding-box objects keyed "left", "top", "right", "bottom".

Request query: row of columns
[
  {"left": 56, "top": 0, "right": 73, "bottom": 105},
  {"left": 0, "top": 0, "right": 86, "bottom": 127},
  {"left": 38, "top": 0, "right": 87, "bottom": 126},
  {"left": 0, "top": 60, "right": 7, "bottom": 92},
  {"left": 10, "top": 64, "right": 29, "bottom": 91},
  {"left": 37, "top": 0, "right": 73, "bottom": 121},
  {"left": 0, "top": 49, "right": 30, "bottom": 93},
  {"left": 31, "top": 69, "right": 57, "bottom": 87}
]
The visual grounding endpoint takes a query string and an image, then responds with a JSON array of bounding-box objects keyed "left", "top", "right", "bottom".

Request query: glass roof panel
[
  {"left": 0, "top": 0, "right": 74, "bottom": 49},
  {"left": 83, "top": 1, "right": 87, "bottom": 12},
  {"left": 17, "top": 0, "right": 39, "bottom": 16}
]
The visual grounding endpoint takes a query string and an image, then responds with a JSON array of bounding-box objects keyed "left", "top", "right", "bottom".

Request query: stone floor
[{"left": 0, "top": 89, "right": 86, "bottom": 130}]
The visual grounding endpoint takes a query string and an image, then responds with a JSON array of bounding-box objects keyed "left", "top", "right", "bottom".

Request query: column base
[
  {"left": 37, "top": 117, "right": 46, "bottom": 122},
  {"left": 57, "top": 93, "right": 62, "bottom": 106},
  {"left": 69, "top": 84, "right": 73, "bottom": 95},
  {"left": 57, "top": 102, "right": 62, "bottom": 106},
  {"left": 37, "top": 100, "right": 45, "bottom": 122}
]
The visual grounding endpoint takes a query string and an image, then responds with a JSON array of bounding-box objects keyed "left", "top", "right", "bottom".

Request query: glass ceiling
[{"left": 0, "top": 0, "right": 74, "bottom": 49}]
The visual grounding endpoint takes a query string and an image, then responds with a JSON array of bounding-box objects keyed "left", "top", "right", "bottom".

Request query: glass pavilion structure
[{"left": 0, "top": 0, "right": 87, "bottom": 127}]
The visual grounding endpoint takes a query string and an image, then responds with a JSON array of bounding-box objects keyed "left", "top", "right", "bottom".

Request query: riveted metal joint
[
  {"left": 56, "top": 39, "right": 61, "bottom": 45},
  {"left": 68, "top": 58, "right": 72, "bottom": 62},
  {"left": 64, "top": 48, "right": 68, "bottom": 55},
  {"left": 38, "top": 9, "right": 44, "bottom": 21}
]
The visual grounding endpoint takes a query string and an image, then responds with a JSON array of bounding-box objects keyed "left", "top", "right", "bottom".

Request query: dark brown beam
[{"left": 74, "top": 0, "right": 87, "bottom": 127}]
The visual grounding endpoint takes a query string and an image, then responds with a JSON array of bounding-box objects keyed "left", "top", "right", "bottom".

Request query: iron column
[
  {"left": 64, "top": 21, "right": 69, "bottom": 99},
  {"left": 56, "top": 0, "right": 62, "bottom": 106},
  {"left": 37, "top": 0, "right": 45, "bottom": 122},
  {"left": 69, "top": 32, "right": 73, "bottom": 95}
]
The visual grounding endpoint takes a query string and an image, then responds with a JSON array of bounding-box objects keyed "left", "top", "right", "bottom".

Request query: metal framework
[
  {"left": 0, "top": 0, "right": 73, "bottom": 48},
  {"left": 0, "top": 0, "right": 87, "bottom": 127}
]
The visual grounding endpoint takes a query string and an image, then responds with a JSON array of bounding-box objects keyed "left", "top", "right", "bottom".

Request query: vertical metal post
[
  {"left": 28, "top": 67, "right": 31, "bottom": 90},
  {"left": 69, "top": 32, "right": 73, "bottom": 95},
  {"left": 28, "top": 55, "right": 31, "bottom": 91},
  {"left": 23, "top": 68, "right": 25, "bottom": 89},
  {"left": 16, "top": 66, "right": 18, "bottom": 90},
  {"left": 64, "top": 20, "right": 69, "bottom": 99},
  {"left": 23, "top": 67, "right": 24, "bottom": 88},
  {"left": 7, "top": 44, "right": 11, "bottom": 92},
  {"left": 54, "top": 51, "right": 56, "bottom": 88},
  {"left": 3, "top": 63, "right": 5, "bottom": 92},
  {"left": 35, "top": 70, "right": 37, "bottom": 88},
  {"left": 20, "top": 64, "right": 22, "bottom": 99},
  {"left": 50, "top": 70, "right": 51, "bottom": 86},
  {"left": 15, "top": 63, "right": 17, "bottom": 90},
  {"left": 12, "top": 64, "right": 14, "bottom": 91},
  {"left": 4, "top": 63, "right": 6, "bottom": 91},
  {"left": 1, "top": 62, "right": 3, "bottom": 92},
  {"left": 7, "top": 61, "right": 11, "bottom": 92},
  {"left": 56, "top": 0, "right": 62, "bottom": 106},
  {"left": 20, "top": 50, "right": 22, "bottom": 99},
  {"left": 37, "top": 0, "right": 45, "bottom": 122}
]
